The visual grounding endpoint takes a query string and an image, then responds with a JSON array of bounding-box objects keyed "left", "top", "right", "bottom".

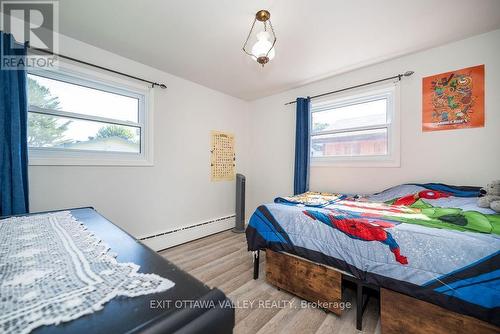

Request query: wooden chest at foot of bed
[
  {"left": 381, "top": 288, "right": 499, "bottom": 334},
  {"left": 265, "top": 249, "right": 343, "bottom": 315}
]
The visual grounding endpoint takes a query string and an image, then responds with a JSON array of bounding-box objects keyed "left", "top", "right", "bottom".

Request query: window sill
[
  {"left": 311, "top": 157, "right": 400, "bottom": 168},
  {"left": 28, "top": 150, "right": 154, "bottom": 167}
]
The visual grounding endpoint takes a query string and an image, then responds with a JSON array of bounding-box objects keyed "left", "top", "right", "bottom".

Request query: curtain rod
[
  {"left": 28, "top": 46, "right": 167, "bottom": 89},
  {"left": 284, "top": 71, "right": 414, "bottom": 106}
]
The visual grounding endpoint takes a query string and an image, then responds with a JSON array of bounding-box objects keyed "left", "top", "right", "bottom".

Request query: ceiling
[{"left": 57, "top": 0, "right": 500, "bottom": 100}]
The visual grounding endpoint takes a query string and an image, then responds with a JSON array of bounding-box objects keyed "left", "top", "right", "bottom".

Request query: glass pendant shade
[{"left": 251, "top": 31, "right": 275, "bottom": 61}]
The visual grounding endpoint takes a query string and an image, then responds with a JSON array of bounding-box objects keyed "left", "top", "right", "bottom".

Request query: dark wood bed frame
[{"left": 253, "top": 249, "right": 498, "bottom": 334}]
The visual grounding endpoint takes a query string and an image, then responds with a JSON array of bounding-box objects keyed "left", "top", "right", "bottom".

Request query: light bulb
[{"left": 251, "top": 31, "right": 275, "bottom": 61}]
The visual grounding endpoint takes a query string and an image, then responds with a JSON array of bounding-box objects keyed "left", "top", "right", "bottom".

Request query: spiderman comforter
[{"left": 246, "top": 184, "right": 500, "bottom": 326}]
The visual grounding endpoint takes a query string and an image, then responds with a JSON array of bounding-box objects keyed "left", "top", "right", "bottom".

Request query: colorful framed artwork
[{"left": 422, "top": 64, "right": 484, "bottom": 132}]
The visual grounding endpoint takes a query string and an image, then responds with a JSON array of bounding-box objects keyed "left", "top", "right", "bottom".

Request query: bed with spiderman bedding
[{"left": 246, "top": 183, "right": 500, "bottom": 331}]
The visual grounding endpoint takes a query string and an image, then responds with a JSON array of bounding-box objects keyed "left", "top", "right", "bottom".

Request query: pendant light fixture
[{"left": 242, "top": 10, "right": 277, "bottom": 67}]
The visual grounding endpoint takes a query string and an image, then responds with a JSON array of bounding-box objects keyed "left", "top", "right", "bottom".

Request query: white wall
[
  {"left": 248, "top": 29, "right": 500, "bottom": 213},
  {"left": 28, "top": 29, "right": 500, "bottom": 243},
  {"left": 29, "top": 34, "right": 251, "bottom": 239}
]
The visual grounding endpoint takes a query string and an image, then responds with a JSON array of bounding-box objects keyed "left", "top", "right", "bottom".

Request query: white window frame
[
  {"left": 310, "top": 82, "right": 400, "bottom": 168},
  {"left": 27, "top": 61, "right": 154, "bottom": 166}
]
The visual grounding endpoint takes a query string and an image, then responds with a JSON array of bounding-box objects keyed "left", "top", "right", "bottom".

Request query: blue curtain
[
  {"left": 0, "top": 32, "right": 29, "bottom": 216},
  {"left": 293, "top": 97, "right": 310, "bottom": 195}
]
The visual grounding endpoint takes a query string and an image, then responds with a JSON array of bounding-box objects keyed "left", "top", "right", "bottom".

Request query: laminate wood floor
[{"left": 160, "top": 230, "right": 381, "bottom": 334}]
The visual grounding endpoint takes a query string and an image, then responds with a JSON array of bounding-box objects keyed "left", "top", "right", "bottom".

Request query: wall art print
[
  {"left": 210, "top": 131, "right": 235, "bottom": 181},
  {"left": 422, "top": 65, "right": 484, "bottom": 131}
]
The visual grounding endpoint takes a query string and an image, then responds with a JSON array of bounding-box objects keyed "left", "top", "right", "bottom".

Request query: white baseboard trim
[{"left": 139, "top": 215, "right": 236, "bottom": 251}]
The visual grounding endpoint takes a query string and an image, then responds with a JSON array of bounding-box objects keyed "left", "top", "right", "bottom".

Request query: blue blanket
[{"left": 246, "top": 184, "right": 500, "bottom": 326}]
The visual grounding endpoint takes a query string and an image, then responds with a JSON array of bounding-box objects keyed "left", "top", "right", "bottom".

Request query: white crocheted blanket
[{"left": 0, "top": 211, "right": 175, "bottom": 334}]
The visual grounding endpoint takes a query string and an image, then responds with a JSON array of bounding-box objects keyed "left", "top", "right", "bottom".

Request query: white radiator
[{"left": 139, "top": 215, "right": 236, "bottom": 251}]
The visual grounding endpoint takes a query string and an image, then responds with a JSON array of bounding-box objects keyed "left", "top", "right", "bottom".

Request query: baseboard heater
[{"left": 139, "top": 215, "right": 236, "bottom": 251}]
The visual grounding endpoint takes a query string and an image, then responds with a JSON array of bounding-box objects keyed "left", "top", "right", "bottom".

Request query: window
[
  {"left": 310, "top": 84, "right": 400, "bottom": 167},
  {"left": 27, "top": 65, "right": 152, "bottom": 165}
]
